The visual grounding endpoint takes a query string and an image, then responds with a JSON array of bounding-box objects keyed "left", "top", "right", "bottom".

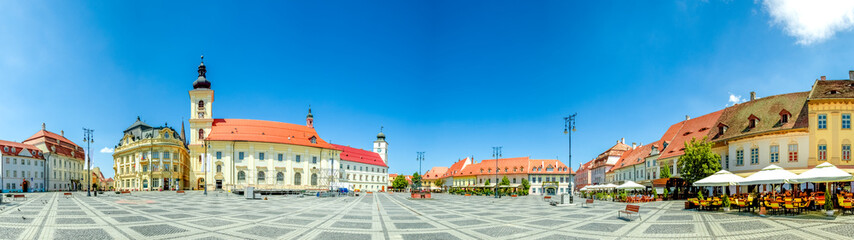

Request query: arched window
[
  {"left": 216, "top": 165, "right": 221, "bottom": 173},
  {"left": 257, "top": 171, "right": 265, "bottom": 182},
  {"left": 294, "top": 172, "right": 302, "bottom": 185},
  {"left": 198, "top": 100, "right": 205, "bottom": 108},
  {"left": 237, "top": 171, "right": 246, "bottom": 183},
  {"left": 143, "top": 179, "right": 149, "bottom": 188},
  {"left": 198, "top": 129, "right": 204, "bottom": 140},
  {"left": 277, "top": 172, "right": 284, "bottom": 183},
  {"left": 311, "top": 173, "right": 318, "bottom": 186}
]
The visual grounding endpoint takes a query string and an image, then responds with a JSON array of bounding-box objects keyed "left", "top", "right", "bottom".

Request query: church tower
[
  {"left": 188, "top": 56, "right": 214, "bottom": 189},
  {"left": 373, "top": 127, "right": 388, "bottom": 164},
  {"left": 306, "top": 107, "right": 314, "bottom": 128}
]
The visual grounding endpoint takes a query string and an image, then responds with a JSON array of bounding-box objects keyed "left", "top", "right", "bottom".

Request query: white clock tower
[
  {"left": 188, "top": 56, "right": 213, "bottom": 190},
  {"left": 373, "top": 128, "right": 388, "bottom": 164}
]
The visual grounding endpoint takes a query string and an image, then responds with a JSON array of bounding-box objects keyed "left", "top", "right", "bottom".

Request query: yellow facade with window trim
[
  {"left": 113, "top": 126, "right": 190, "bottom": 191},
  {"left": 807, "top": 98, "right": 854, "bottom": 168}
]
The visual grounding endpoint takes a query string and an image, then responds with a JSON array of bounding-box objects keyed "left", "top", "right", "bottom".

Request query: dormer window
[
  {"left": 717, "top": 123, "right": 728, "bottom": 136},
  {"left": 310, "top": 136, "right": 317, "bottom": 144},
  {"left": 748, "top": 114, "right": 760, "bottom": 129},
  {"left": 779, "top": 109, "right": 791, "bottom": 124}
]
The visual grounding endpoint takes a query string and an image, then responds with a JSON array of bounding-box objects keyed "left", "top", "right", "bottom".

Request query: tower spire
[
  {"left": 193, "top": 55, "right": 211, "bottom": 89},
  {"left": 306, "top": 105, "right": 314, "bottom": 128}
]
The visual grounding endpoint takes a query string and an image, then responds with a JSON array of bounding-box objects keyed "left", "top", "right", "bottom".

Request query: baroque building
[
  {"left": 185, "top": 57, "right": 388, "bottom": 192},
  {"left": 112, "top": 117, "right": 190, "bottom": 191},
  {"left": 23, "top": 124, "right": 86, "bottom": 191}
]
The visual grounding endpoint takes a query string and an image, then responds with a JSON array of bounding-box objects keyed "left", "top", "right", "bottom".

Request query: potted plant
[
  {"left": 825, "top": 189, "right": 835, "bottom": 216},
  {"left": 663, "top": 188, "right": 669, "bottom": 200},
  {"left": 722, "top": 194, "right": 731, "bottom": 212},
  {"left": 697, "top": 191, "right": 704, "bottom": 200}
]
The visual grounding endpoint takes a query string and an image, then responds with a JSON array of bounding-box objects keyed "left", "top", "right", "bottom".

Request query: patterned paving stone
[
  {"left": 55, "top": 218, "right": 97, "bottom": 224},
  {"left": 113, "top": 215, "right": 153, "bottom": 223},
  {"left": 657, "top": 215, "right": 693, "bottom": 221},
  {"left": 644, "top": 224, "right": 695, "bottom": 234},
  {"left": 564, "top": 214, "right": 595, "bottom": 219},
  {"left": 100, "top": 210, "right": 130, "bottom": 215},
  {"left": 720, "top": 221, "right": 772, "bottom": 232},
  {"left": 0, "top": 217, "right": 34, "bottom": 224},
  {"left": 748, "top": 234, "right": 805, "bottom": 240},
  {"left": 129, "top": 224, "right": 188, "bottom": 237},
  {"left": 298, "top": 213, "right": 327, "bottom": 218},
  {"left": 0, "top": 227, "right": 24, "bottom": 239},
  {"left": 190, "top": 219, "right": 237, "bottom": 227},
  {"left": 313, "top": 231, "right": 372, "bottom": 240},
  {"left": 473, "top": 226, "right": 530, "bottom": 238},
  {"left": 575, "top": 222, "right": 625, "bottom": 232},
  {"left": 394, "top": 222, "right": 434, "bottom": 229},
  {"left": 331, "top": 221, "right": 372, "bottom": 229},
  {"left": 535, "top": 234, "right": 596, "bottom": 240},
  {"left": 54, "top": 229, "right": 113, "bottom": 240},
  {"left": 527, "top": 219, "right": 570, "bottom": 227},
  {"left": 237, "top": 226, "right": 293, "bottom": 238},
  {"left": 822, "top": 224, "right": 854, "bottom": 238},
  {"left": 449, "top": 219, "right": 487, "bottom": 226},
  {"left": 432, "top": 214, "right": 463, "bottom": 219},
  {"left": 160, "top": 213, "right": 194, "bottom": 219},
  {"left": 401, "top": 232, "right": 461, "bottom": 240},
  {"left": 389, "top": 215, "right": 420, "bottom": 220},
  {"left": 278, "top": 218, "right": 316, "bottom": 226},
  {"left": 341, "top": 215, "right": 372, "bottom": 220}
]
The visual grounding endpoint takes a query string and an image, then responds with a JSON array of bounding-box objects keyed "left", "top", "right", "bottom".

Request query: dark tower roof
[{"left": 193, "top": 55, "right": 211, "bottom": 89}]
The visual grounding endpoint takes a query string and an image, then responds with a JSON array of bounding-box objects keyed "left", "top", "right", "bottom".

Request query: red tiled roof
[
  {"left": 610, "top": 143, "right": 654, "bottom": 172},
  {"left": 443, "top": 158, "right": 470, "bottom": 178},
  {"left": 423, "top": 167, "right": 449, "bottom": 180},
  {"left": 330, "top": 144, "right": 387, "bottom": 167},
  {"left": 528, "top": 159, "right": 573, "bottom": 174},
  {"left": 659, "top": 110, "right": 724, "bottom": 159},
  {"left": 0, "top": 140, "right": 44, "bottom": 160},
  {"left": 453, "top": 157, "right": 571, "bottom": 177},
  {"left": 22, "top": 130, "right": 84, "bottom": 160},
  {"left": 206, "top": 119, "right": 334, "bottom": 149}
]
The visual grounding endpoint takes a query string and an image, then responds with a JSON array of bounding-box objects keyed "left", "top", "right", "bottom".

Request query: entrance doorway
[
  {"left": 163, "top": 178, "right": 170, "bottom": 190},
  {"left": 22, "top": 180, "right": 29, "bottom": 192},
  {"left": 216, "top": 180, "right": 223, "bottom": 189}
]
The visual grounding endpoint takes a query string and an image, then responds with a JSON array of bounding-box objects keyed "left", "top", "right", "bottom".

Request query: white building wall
[
  {"left": 726, "top": 132, "right": 809, "bottom": 174},
  {"left": 1, "top": 155, "right": 46, "bottom": 192}
]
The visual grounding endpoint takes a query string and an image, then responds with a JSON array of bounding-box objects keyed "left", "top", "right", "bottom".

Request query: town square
[{"left": 5, "top": 1, "right": 854, "bottom": 239}]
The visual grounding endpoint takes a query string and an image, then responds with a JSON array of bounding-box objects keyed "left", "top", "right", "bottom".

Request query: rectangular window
[
  {"left": 278, "top": 154, "right": 283, "bottom": 161},
  {"left": 216, "top": 152, "right": 222, "bottom": 160},
  {"left": 844, "top": 114, "right": 852, "bottom": 129},
  {"left": 789, "top": 144, "right": 798, "bottom": 162},
  {"left": 770, "top": 145, "right": 779, "bottom": 163},
  {"left": 818, "top": 114, "right": 827, "bottom": 129},
  {"left": 312, "top": 156, "right": 317, "bottom": 164},
  {"left": 296, "top": 155, "right": 301, "bottom": 163},
  {"left": 259, "top": 152, "right": 265, "bottom": 161},
  {"left": 152, "top": 152, "right": 159, "bottom": 159},
  {"left": 164, "top": 152, "right": 170, "bottom": 159},
  {"left": 844, "top": 144, "right": 851, "bottom": 161},
  {"left": 239, "top": 152, "right": 245, "bottom": 160},
  {"left": 750, "top": 148, "right": 759, "bottom": 164},
  {"left": 736, "top": 150, "right": 744, "bottom": 166},
  {"left": 725, "top": 155, "right": 729, "bottom": 169},
  {"left": 819, "top": 144, "right": 827, "bottom": 161}
]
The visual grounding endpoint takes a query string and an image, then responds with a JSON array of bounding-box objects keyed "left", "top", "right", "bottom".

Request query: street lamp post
[
  {"left": 204, "top": 139, "right": 208, "bottom": 196},
  {"left": 492, "top": 146, "right": 502, "bottom": 198},
  {"left": 83, "top": 128, "right": 94, "bottom": 197},
  {"left": 564, "top": 113, "right": 577, "bottom": 202},
  {"left": 416, "top": 152, "right": 425, "bottom": 191}
]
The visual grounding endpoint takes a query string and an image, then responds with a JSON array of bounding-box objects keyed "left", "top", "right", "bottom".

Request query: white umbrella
[
  {"left": 791, "top": 162, "right": 853, "bottom": 183},
  {"left": 616, "top": 181, "right": 645, "bottom": 190},
  {"left": 693, "top": 170, "right": 744, "bottom": 187},
  {"left": 601, "top": 183, "right": 618, "bottom": 189},
  {"left": 738, "top": 164, "right": 798, "bottom": 185},
  {"left": 579, "top": 186, "right": 590, "bottom": 192}
]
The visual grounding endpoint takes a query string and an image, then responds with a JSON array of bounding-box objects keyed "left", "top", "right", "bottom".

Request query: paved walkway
[{"left": 0, "top": 192, "right": 853, "bottom": 239}]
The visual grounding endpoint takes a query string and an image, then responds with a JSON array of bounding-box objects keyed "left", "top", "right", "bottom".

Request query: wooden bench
[
  {"left": 581, "top": 199, "right": 594, "bottom": 207},
  {"left": 13, "top": 195, "right": 26, "bottom": 201},
  {"left": 120, "top": 190, "right": 131, "bottom": 195},
  {"left": 618, "top": 204, "right": 641, "bottom": 220},
  {"left": 176, "top": 190, "right": 185, "bottom": 194},
  {"left": 63, "top": 192, "right": 73, "bottom": 198},
  {"left": 543, "top": 196, "right": 552, "bottom": 202}
]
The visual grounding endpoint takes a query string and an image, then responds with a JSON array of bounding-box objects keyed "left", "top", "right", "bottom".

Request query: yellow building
[
  {"left": 807, "top": 76, "right": 854, "bottom": 172},
  {"left": 113, "top": 117, "right": 190, "bottom": 191}
]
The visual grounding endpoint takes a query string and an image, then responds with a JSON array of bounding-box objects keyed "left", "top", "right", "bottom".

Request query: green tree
[
  {"left": 434, "top": 178, "right": 445, "bottom": 188},
  {"left": 411, "top": 172, "right": 422, "bottom": 190},
  {"left": 677, "top": 137, "right": 722, "bottom": 185},
  {"left": 520, "top": 178, "right": 531, "bottom": 195},
  {"left": 660, "top": 162, "right": 671, "bottom": 179},
  {"left": 392, "top": 175, "right": 408, "bottom": 190},
  {"left": 484, "top": 179, "right": 491, "bottom": 186},
  {"left": 499, "top": 176, "right": 510, "bottom": 185}
]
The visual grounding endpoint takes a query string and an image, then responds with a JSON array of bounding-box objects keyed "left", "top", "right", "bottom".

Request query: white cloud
[
  {"left": 727, "top": 93, "right": 746, "bottom": 106},
  {"left": 99, "top": 147, "right": 114, "bottom": 153},
  {"left": 763, "top": 0, "right": 854, "bottom": 45}
]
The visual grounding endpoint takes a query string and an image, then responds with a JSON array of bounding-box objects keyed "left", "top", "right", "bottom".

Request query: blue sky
[{"left": 3, "top": 1, "right": 854, "bottom": 178}]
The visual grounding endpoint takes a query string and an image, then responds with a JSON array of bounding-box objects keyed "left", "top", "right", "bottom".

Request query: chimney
[
  {"left": 61, "top": 130, "right": 64, "bottom": 137},
  {"left": 821, "top": 76, "right": 826, "bottom": 81},
  {"left": 849, "top": 71, "right": 854, "bottom": 81},
  {"left": 41, "top": 123, "right": 45, "bottom": 131},
  {"left": 620, "top": 138, "right": 625, "bottom": 144},
  {"left": 685, "top": 115, "right": 691, "bottom": 121},
  {"left": 632, "top": 142, "right": 637, "bottom": 149},
  {"left": 750, "top": 91, "right": 756, "bottom": 101}
]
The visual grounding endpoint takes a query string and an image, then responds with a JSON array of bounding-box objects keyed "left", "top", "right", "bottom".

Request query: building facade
[
  {"left": 113, "top": 118, "right": 190, "bottom": 191},
  {"left": 22, "top": 125, "right": 86, "bottom": 191},
  {"left": 1, "top": 140, "right": 46, "bottom": 192}
]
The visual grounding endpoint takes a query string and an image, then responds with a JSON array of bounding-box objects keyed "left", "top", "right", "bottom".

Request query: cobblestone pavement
[{"left": 0, "top": 192, "right": 852, "bottom": 239}]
